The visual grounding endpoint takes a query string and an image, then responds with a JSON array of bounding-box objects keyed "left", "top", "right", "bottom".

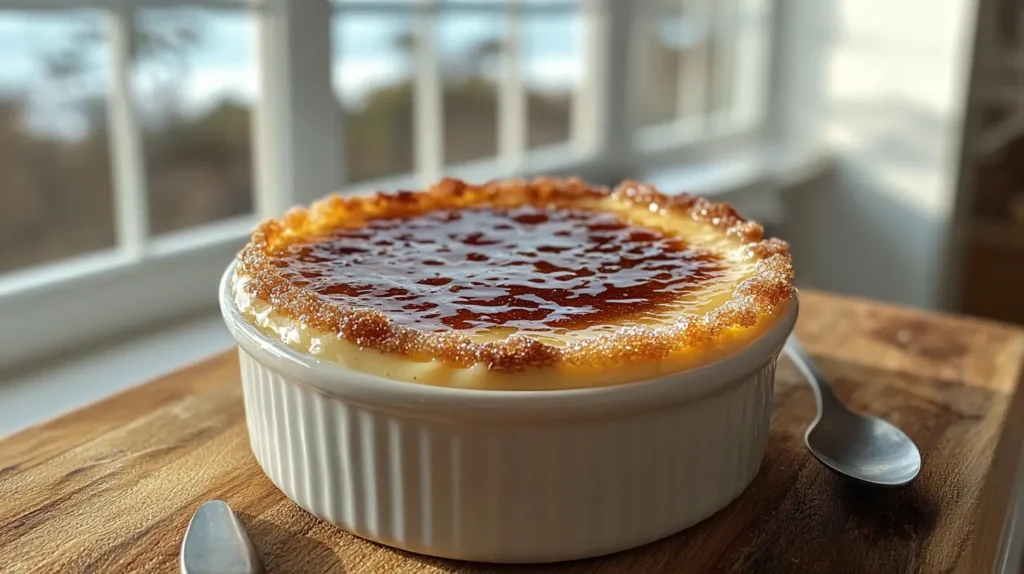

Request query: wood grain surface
[{"left": 2, "top": 290, "right": 1024, "bottom": 573}]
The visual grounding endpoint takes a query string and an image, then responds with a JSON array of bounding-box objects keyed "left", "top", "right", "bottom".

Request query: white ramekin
[{"left": 219, "top": 262, "right": 798, "bottom": 563}]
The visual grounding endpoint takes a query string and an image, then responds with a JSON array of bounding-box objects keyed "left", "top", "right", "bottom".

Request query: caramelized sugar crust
[
  {"left": 236, "top": 178, "right": 793, "bottom": 372},
  {"left": 272, "top": 205, "right": 728, "bottom": 333}
]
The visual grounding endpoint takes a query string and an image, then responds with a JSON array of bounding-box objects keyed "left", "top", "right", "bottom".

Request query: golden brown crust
[{"left": 236, "top": 177, "right": 794, "bottom": 371}]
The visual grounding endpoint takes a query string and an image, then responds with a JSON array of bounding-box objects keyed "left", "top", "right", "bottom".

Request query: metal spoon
[
  {"left": 785, "top": 336, "right": 922, "bottom": 487},
  {"left": 180, "top": 500, "right": 261, "bottom": 574}
]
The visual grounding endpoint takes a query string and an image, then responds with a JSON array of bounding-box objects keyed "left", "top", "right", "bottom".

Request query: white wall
[{"left": 781, "top": 0, "right": 978, "bottom": 309}]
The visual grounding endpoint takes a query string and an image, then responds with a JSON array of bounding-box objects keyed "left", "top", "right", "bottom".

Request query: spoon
[
  {"left": 784, "top": 336, "right": 922, "bottom": 487},
  {"left": 180, "top": 500, "right": 261, "bottom": 574}
]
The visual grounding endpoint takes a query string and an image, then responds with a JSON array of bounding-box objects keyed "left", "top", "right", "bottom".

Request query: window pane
[
  {"left": 134, "top": 8, "right": 256, "bottom": 235},
  {"left": 0, "top": 10, "right": 114, "bottom": 274},
  {"left": 334, "top": 11, "right": 416, "bottom": 182},
  {"left": 633, "top": 0, "right": 712, "bottom": 127},
  {"left": 440, "top": 10, "right": 501, "bottom": 165},
  {"left": 524, "top": 7, "right": 577, "bottom": 148}
]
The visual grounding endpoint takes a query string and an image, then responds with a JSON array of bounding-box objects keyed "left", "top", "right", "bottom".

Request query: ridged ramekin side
[{"left": 237, "top": 348, "right": 778, "bottom": 563}]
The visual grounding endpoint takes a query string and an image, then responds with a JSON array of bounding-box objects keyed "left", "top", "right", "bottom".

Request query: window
[
  {"left": 0, "top": 9, "right": 115, "bottom": 274},
  {"left": 134, "top": 7, "right": 257, "bottom": 235},
  {"left": 632, "top": 0, "right": 770, "bottom": 151},
  {"left": 0, "top": 0, "right": 783, "bottom": 371},
  {"left": 334, "top": 6, "right": 417, "bottom": 181}
]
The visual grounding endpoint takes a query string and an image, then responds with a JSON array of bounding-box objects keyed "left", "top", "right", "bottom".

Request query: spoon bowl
[
  {"left": 805, "top": 405, "right": 922, "bottom": 487},
  {"left": 786, "top": 336, "right": 922, "bottom": 487}
]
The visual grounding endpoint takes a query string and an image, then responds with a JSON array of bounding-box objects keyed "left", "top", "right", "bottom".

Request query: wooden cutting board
[{"left": 2, "top": 290, "right": 1024, "bottom": 573}]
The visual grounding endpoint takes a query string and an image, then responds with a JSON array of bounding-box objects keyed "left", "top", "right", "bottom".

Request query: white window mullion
[
  {"left": 107, "top": 4, "right": 148, "bottom": 258},
  {"left": 576, "top": 0, "right": 633, "bottom": 173},
  {"left": 414, "top": 0, "right": 444, "bottom": 183},
  {"left": 676, "top": 0, "right": 711, "bottom": 123},
  {"left": 708, "top": 0, "right": 738, "bottom": 132},
  {"left": 254, "top": 0, "right": 340, "bottom": 216},
  {"left": 759, "top": 0, "right": 826, "bottom": 165},
  {"left": 572, "top": 0, "right": 602, "bottom": 154},
  {"left": 732, "top": 0, "right": 770, "bottom": 129},
  {"left": 498, "top": 1, "right": 526, "bottom": 171}
]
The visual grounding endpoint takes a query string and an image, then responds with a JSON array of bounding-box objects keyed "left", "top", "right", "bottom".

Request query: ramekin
[{"left": 219, "top": 262, "right": 798, "bottom": 563}]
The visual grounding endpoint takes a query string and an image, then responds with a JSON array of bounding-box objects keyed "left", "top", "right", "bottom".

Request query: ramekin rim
[{"left": 219, "top": 260, "right": 798, "bottom": 417}]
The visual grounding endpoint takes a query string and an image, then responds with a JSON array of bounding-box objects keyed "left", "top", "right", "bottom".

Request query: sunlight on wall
[
  {"left": 825, "top": 0, "right": 975, "bottom": 223},
  {"left": 784, "top": 0, "right": 977, "bottom": 309}
]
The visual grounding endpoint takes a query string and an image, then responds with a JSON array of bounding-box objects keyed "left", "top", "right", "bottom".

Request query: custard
[{"left": 233, "top": 178, "right": 793, "bottom": 389}]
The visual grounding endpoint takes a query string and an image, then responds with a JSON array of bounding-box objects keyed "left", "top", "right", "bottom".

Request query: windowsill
[
  {"left": 0, "top": 314, "right": 234, "bottom": 439},
  {"left": 639, "top": 146, "right": 835, "bottom": 227},
  {"left": 0, "top": 148, "right": 833, "bottom": 439}
]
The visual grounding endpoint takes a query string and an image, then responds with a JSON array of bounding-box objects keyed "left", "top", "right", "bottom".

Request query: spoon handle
[{"left": 784, "top": 336, "right": 845, "bottom": 413}]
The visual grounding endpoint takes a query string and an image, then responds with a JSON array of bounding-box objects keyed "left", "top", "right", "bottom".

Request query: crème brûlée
[{"left": 232, "top": 178, "right": 794, "bottom": 390}]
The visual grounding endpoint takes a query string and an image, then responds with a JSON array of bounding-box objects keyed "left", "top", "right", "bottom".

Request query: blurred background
[{"left": 0, "top": 0, "right": 1016, "bottom": 426}]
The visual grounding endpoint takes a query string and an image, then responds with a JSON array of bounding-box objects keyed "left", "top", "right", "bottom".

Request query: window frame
[{"left": 0, "top": 0, "right": 791, "bottom": 373}]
